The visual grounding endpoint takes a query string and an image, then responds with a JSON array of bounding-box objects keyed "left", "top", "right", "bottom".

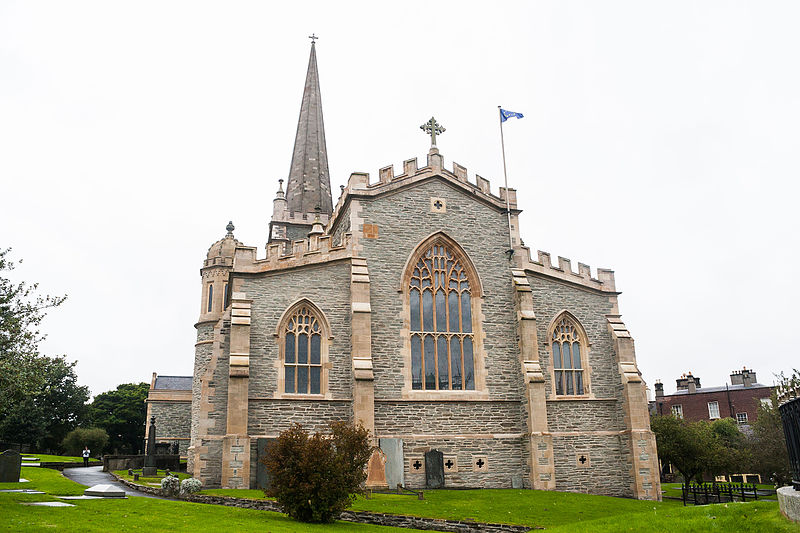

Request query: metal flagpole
[{"left": 498, "top": 106, "right": 514, "bottom": 253}]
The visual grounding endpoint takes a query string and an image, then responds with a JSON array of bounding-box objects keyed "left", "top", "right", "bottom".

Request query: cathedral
[{"left": 145, "top": 41, "right": 661, "bottom": 500}]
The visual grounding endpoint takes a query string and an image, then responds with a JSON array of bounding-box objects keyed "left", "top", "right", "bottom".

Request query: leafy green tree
[
  {"left": 652, "top": 415, "right": 714, "bottom": 482},
  {"left": 62, "top": 427, "right": 109, "bottom": 457},
  {"left": 89, "top": 382, "right": 149, "bottom": 454},
  {"left": 748, "top": 393, "right": 792, "bottom": 485},
  {"left": 264, "top": 421, "right": 372, "bottom": 523},
  {"left": 708, "top": 417, "right": 750, "bottom": 478},
  {"left": 0, "top": 248, "right": 89, "bottom": 451}
]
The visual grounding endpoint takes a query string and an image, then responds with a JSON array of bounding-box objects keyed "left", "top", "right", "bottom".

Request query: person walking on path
[{"left": 82, "top": 446, "right": 90, "bottom": 467}]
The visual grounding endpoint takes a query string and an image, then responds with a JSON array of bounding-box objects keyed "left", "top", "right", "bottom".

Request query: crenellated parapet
[
  {"left": 230, "top": 233, "right": 353, "bottom": 274},
  {"left": 329, "top": 148, "right": 519, "bottom": 230},
  {"left": 514, "top": 247, "right": 617, "bottom": 293}
]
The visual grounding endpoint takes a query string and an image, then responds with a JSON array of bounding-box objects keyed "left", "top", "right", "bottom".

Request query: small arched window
[
  {"left": 223, "top": 283, "right": 230, "bottom": 309},
  {"left": 408, "top": 242, "right": 475, "bottom": 390},
  {"left": 281, "top": 303, "right": 325, "bottom": 395},
  {"left": 550, "top": 314, "right": 587, "bottom": 395},
  {"left": 207, "top": 284, "right": 213, "bottom": 313}
]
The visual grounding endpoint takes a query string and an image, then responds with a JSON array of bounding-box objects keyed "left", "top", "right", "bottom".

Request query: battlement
[
  {"left": 231, "top": 232, "right": 352, "bottom": 273},
  {"left": 331, "top": 149, "right": 517, "bottom": 222},
  {"left": 516, "top": 245, "right": 617, "bottom": 293}
]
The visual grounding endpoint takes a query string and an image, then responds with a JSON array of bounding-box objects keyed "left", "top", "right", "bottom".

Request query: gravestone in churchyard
[
  {"left": 256, "top": 438, "right": 277, "bottom": 490},
  {"left": 365, "top": 448, "right": 388, "bottom": 489},
  {"left": 0, "top": 450, "right": 22, "bottom": 482},
  {"left": 378, "top": 438, "right": 404, "bottom": 489},
  {"left": 142, "top": 416, "right": 157, "bottom": 476},
  {"left": 424, "top": 449, "right": 444, "bottom": 488}
]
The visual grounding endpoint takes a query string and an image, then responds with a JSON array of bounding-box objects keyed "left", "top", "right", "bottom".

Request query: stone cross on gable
[
  {"left": 420, "top": 117, "right": 445, "bottom": 148},
  {"left": 309, "top": 33, "right": 318, "bottom": 43}
]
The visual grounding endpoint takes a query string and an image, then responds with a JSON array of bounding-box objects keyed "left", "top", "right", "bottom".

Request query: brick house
[
  {"left": 146, "top": 41, "right": 660, "bottom": 500},
  {"left": 652, "top": 368, "right": 774, "bottom": 427}
]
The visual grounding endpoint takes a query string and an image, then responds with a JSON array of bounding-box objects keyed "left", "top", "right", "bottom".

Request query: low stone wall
[
  {"left": 40, "top": 461, "right": 102, "bottom": 471},
  {"left": 103, "top": 455, "right": 180, "bottom": 472},
  {"left": 778, "top": 486, "right": 800, "bottom": 523},
  {"left": 109, "top": 473, "right": 533, "bottom": 532}
]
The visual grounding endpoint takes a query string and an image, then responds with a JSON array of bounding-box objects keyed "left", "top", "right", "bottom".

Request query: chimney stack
[
  {"left": 687, "top": 374, "right": 697, "bottom": 394},
  {"left": 676, "top": 372, "right": 701, "bottom": 392},
  {"left": 654, "top": 380, "right": 664, "bottom": 399}
]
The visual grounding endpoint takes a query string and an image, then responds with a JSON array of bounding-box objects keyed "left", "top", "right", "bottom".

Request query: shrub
[
  {"left": 180, "top": 477, "right": 202, "bottom": 495},
  {"left": 160, "top": 475, "right": 180, "bottom": 496},
  {"left": 264, "top": 421, "right": 372, "bottom": 523},
  {"left": 61, "top": 427, "right": 109, "bottom": 457}
]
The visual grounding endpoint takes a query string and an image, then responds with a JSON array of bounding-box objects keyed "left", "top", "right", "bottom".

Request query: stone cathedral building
[{"left": 145, "top": 41, "right": 660, "bottom": 500}]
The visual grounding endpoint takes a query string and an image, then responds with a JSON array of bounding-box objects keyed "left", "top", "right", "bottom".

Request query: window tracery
[
  {"left": 550, "top": 315, "right": 587, "bottom": 396},
  {"left": 408, "top": 242, "right": 475, "bottom": 390},
  {"left": 281, "top": 304, "right": 324, "bottom": 394}
]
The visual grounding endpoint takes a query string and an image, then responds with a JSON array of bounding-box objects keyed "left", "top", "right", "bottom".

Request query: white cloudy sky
[{"left": 2, "top": 1, "right": 798, "bottom": 397}]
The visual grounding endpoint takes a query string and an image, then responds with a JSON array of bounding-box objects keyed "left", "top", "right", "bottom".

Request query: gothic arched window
[
  {"left": 280, "top": 303, "right": 327, "bottom": 395},
  {"left": 408, "top": 241, "right": 476, "bottom": 390},
  {"left": 550, "top": 314, "right": 588, "bottom": 396}
]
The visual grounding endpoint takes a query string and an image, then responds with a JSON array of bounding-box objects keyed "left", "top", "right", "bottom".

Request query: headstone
[
  {"left": 378, "top": 438, "right": 404, "bottom": 489},
  {"left": 424, "top": 449, "right": 444, "bottom": 489},
  {"left": 511, "top": 474, "right": 523, "bottom": 489},
  {"left": 23, "top": 501, "right": 75, "bottom": 507},
  {"left": 0, "top": 450, "right": 22, "bottom": 482},
  {"left": 256, "top": 438, "right": 277, "bottom": 490},
  {"left": 142, "top": 416, "right": 157, "bottom": 476},
  {"left": 365, "top": 448, "right": 388, "bottom": 489}
]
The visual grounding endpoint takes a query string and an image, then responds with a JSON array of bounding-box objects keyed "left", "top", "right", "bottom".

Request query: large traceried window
[
  {"left": 282, "top": 304, "right": 324, "bottom": 395},
  {"left": 550, "top": 314, "right": 587, "bottom": 396},
  {"left": 408, "top": 242, "right": 475, "bottom": 390}
]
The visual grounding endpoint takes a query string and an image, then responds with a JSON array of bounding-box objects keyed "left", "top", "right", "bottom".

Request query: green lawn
[
  {"left": 19, "top": 454, "right": 85, "bottom": 463},
  {"left": 0, "top": 467, "right": 417, "bottom": 532}
]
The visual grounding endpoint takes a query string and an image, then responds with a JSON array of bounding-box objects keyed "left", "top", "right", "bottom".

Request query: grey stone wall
[
  {"left": 242, "top": 260, "right": 353, "bottom": 400},
  {"left": 551, "top": 434, "right": 633, "bottom": 498},
  {"left": 403, "top": 437, "right": 529, "bottom": 489},
  {"left": 546, "top": 400, "right": 622, "bottom": 432},
  {"left": 149, "top": 401, "right": 191, "bottom": 455},
  {"left": 330, "top": 203, "right": 351, "bottom": 247},
  {"left": 375, "top": 401, "right": 524, "bottom": 435},
  {"left": 197, "top": 438, "right": 223, "bottom": 487},
  {"left": 247, "top": 399, "right": 353, "bottom": 434}
]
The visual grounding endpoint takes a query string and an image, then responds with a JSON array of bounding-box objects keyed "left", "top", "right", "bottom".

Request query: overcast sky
[{"left": 2, "top": 1, "right": 798, "bottom": 398}]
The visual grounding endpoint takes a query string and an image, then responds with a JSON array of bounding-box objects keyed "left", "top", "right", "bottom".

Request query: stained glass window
[
  {"left": 551, "top": 315, "right": 587, "bottom": 395},
  {"left": 283, "top": 305, "right": 323, "bottom": 394},
  {"left": 409, "top": 243, "right": 475, "bottom": 390}
]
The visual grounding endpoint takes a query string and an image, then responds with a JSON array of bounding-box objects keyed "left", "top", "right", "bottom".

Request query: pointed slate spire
[{"left": 285, "top": 40, "right": 333, "bottom": 215}]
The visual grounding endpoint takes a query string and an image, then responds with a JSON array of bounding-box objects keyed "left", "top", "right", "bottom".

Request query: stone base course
[{"left": 110, "top": 472, "right": 533, "bottom": 532}]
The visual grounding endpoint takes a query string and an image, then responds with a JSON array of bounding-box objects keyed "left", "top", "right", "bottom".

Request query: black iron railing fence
[
  {"left": 681, "top": 482, "right": 760, "bottom": 506},
  {"left": 778, "top": 394, "right": 800, "bottom": 490}
]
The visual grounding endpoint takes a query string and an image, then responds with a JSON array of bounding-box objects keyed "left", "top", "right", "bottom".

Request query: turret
[{"left": 199, "top": 221, "right": 240, "bottom": 322}]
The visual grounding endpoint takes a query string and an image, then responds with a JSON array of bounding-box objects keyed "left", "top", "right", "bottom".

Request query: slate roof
[
  {"left": 153, "top": 376, "right": 192, "bottom": 390},
  {"left": 668, "top": 383, "right": 771, "bottom": 395}
]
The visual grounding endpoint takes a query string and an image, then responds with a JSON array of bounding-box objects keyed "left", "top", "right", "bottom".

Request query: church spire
[{"left": 285, "top": 38, "right": 332, "bottom": 215}]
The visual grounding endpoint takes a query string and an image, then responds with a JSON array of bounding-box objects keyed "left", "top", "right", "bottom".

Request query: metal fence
[
  {"left": 779, "top": 395, "right": 800, "bottom": 490},
  {"left": 681, "top": 482, "right": 761, "bottom": 506}
]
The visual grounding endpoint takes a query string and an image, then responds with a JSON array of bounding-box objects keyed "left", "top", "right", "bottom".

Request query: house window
[
  {"left": 408, "top": 241, "right": 475, "bottom": 390},
  {"left": 708, "top": 401, "right": 720, "bottom": 419},
  {"left": 280, "top": 302, "right": 328, "bottom": 395},
  {"left": 550, "top": 314, "right": 588, "bottom": 396},
  {"left": 207, "top": 284, "right": 213, "bottom": 313},
  {"left": 672, "top": 404, "right": 683, "bottom": 419},
  {"left": 736, "top": 412, "right": 748, "bottom": 424}
]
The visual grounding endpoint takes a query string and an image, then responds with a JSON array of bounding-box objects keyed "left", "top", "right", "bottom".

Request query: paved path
[{"left": 62, "top": 466, "right": 165, "bottom": 499}]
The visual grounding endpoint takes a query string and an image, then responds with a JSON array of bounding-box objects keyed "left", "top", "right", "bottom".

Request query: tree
[
  {"left": 62, "top": 427, "right": 109, "bottom": 457},
  {"left": 708, "top": 417, "right": 750, "bottom": 478},
  {"left": 89, "top": 382, "right": 149, "bottom": 454},
  {"left": 651, "top": 415, "right": 715, "bottom": 482},
  {"left": 0, "top": 248, "right": 89, "bottom": 451},
  {"left": 748, "top": 392, "right": 792, "bottom": 485},
  {"left": 264, "top": 421, "right": 372, "bottom": 523}
]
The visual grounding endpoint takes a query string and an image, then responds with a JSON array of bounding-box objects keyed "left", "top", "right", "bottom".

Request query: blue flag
[{"left": 500, "top": 108, "right": 524, "bottom": 122}]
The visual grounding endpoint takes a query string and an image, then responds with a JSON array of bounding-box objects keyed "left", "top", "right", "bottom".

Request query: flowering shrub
[
  {"left": 160, "top": 475, "right": 180, "bottom": 496},
  {"left": 180, "top": 477, "right": 202, "bottom": 495}
]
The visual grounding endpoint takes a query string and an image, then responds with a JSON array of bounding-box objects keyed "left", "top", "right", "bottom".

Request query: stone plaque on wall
[
  {"left": 378, "top": 438, "right": 404, "bottom": 489},
  {"left": 424, "top": 449, "right": 444, "bottom": 489},
  {"left": 256, "top": 438, "right": 276, "bottom": 490}
]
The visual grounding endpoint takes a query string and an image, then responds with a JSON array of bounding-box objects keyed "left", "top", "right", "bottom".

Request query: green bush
[
  {"left": 61, "top": 427, "right": 109, "bottom": 457},
  {"left": 263, "top": 421, "right": 372, "bottom": 523}
]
